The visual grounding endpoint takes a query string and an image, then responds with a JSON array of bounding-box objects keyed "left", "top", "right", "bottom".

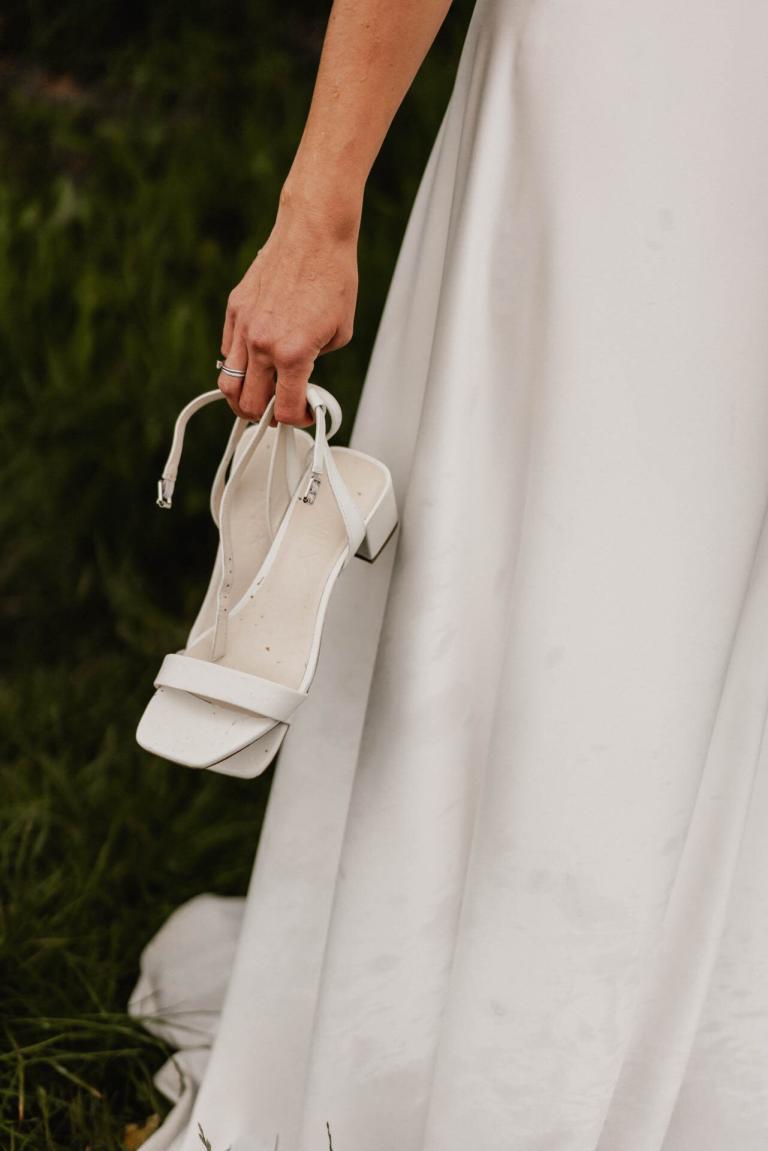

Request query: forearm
[
  {"left": 280, "top": 0, "right": 454, "bottom": 228},
  {"left": 219, "top": 0, "right": 453, "bottom": 422}
]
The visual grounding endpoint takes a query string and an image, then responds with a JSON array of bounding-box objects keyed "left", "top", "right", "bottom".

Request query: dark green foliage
[{"left": 0, "top": 1, "right": 473, "bottom": 1146}]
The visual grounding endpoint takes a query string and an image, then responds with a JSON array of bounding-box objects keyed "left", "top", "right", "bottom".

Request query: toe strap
[{"left": 154, "top": 653, "right": 308, "bottom": 724}]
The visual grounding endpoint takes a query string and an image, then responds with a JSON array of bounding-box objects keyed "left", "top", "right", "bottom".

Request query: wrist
[{"left": 279, "top": 167, "right": 364, "bottom": 243}]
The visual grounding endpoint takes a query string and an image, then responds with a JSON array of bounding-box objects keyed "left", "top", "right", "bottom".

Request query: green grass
[{"left": 0, "top": 2, "right": 472, "bottom": 1147}]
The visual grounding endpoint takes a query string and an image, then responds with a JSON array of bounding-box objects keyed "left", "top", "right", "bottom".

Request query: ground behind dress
[{"left": 130, "top": 1, "right": 768, "bottom": 1147}]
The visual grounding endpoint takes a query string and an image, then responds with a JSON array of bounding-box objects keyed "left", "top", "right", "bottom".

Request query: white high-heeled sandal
[{"left": 136, "top": 384, "right": 399, "bottom": 777}]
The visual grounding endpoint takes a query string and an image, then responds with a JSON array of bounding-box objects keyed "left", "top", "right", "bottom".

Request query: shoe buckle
[
  {"left": 300, "top": 470, "right": 322, "bottom": 505},
  {"left": 157, "top": 477, "right": 175, "bottom": 509}
]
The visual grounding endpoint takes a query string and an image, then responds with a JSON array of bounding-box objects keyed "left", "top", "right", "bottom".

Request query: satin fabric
[{"left": 130, "top": 1, "right": 768, "bottom": 1147}]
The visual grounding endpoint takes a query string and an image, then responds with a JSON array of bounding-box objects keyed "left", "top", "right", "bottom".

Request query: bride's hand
[{"left": 217, "top": 187, "right": 361, "bottom": 427}]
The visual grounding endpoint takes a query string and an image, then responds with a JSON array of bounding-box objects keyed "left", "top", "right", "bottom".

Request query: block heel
[{"left": 356, "top": 480, "right": 399, "bottom": 563}]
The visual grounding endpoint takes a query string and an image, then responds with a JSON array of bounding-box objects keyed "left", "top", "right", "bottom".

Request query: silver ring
[{"left": 216, "top": 360, "right": 247, "bottom": 378}]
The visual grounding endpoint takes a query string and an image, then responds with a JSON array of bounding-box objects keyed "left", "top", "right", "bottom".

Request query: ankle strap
[
  {"left": 156, "top": 390, "right": 223, "bottom": 509},
  {"left": 156, "top": 390, "right": 307, "bottom": 538}
]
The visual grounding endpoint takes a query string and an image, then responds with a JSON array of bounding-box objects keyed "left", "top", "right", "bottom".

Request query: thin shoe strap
[
  {"left": 210, "top": 393, "right": 279, "bottom": 659},
  {"left": 157, "top": 389, "right": 301, "bottom": 538},
  {"left": 209, "top": 416, "right": 249, "bottom": 527},
  {"left": 266, "top": 421, "right": 308, "bottom": 540},
  {"left": 156, "top": 389, "right": 223, "bottom": 508},
  {"left": 301, "top": 384, "right": 366, "bottom": 566},
  {"left": 155, "top": 652, "right": 307, "bottom": 725}
]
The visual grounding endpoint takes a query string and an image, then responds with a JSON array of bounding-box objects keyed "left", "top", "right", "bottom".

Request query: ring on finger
[{"left": 216, "top": 359, "right": 247, "bottom": 378}]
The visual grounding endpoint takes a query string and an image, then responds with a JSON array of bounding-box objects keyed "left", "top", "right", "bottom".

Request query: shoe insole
[
  {"left": 186, "top": 424, "right": 311, "bottom": 649},
  {"left": 186, "top": 448, "right": 389, "bottom": 692}
]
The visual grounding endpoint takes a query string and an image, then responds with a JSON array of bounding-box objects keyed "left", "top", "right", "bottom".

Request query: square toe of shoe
[{"left": 135, "top": 686, "right": 276, "bottom": 768}]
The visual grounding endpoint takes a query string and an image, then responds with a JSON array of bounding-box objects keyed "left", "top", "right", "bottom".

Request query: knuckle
[
  {"left": 273, "top": 337, "right": 312, "bottom": 369},
  {"left": 246, "top": 324, "right": 271, "bottom": 352}
]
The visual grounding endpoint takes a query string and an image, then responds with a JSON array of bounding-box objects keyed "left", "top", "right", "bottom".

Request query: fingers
[
  {"left": 273, "top": 339, "right": 317, "bottom": 427},
  {"left": 217, "top": 331, "right": 248, "bottom": 417},
  {"left": 221, "top": 278, "right": 325, "bottom": 426},
  {"left": 241, "top": 326, "right": 316, "bottom": 427},
  {"left": 218, "top": 338, "right": 314, "bottom": 428},
  {"left": 239, "top": 350, "right": 277, "bottom": 423},
  {"left": 273, "top": 366, "right": 314, "bottom": 427}
]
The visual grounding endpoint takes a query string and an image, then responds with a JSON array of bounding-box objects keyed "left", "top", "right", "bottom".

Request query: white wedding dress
[{"left": 130, "top": 1, "right": 768, "bottom": 1148}]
